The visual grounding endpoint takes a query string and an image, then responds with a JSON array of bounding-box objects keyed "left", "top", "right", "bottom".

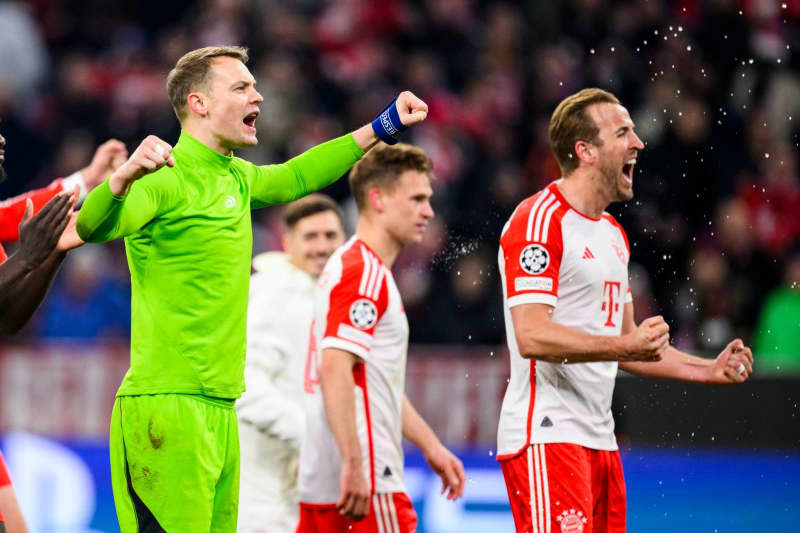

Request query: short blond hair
[
  {"left": 166, "top": 46, "right": 249, "bottom": 122},
  {"left": 348, "top": 143, "right": 433, "bottom": 210},
  {"left": 549, "top": 88, "right": 620, "bottom": 175}
]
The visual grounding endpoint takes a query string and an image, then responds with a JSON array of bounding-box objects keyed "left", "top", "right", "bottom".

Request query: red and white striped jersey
[
  {"left": 497, "top": 181, "right": 632, "bottom": 457},
  {"left": 299, "top": 236, "right": 409, "bottom": 504}
]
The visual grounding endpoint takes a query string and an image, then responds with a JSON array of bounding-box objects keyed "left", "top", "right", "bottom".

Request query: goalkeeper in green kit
[{"left": 76, "top": 46, "right": 428, "bottom": 532}]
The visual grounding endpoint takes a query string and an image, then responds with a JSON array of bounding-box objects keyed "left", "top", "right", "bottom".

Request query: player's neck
[
  {"left": 355, "top": 219, "right": 401, "bottom": 268},
  {"left": 181, "top": 123, "right": 233, "bottom": 156},
  {"left": 557, "top": 170, "right": 611, "bottom": 219}
]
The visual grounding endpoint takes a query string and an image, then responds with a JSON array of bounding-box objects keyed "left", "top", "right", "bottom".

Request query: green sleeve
[
  {"left": 247, "top": 133, "right": 364, "bottom": 209},
  {"left": 76, "top": 175, "right": 169, "bottom": 242}
]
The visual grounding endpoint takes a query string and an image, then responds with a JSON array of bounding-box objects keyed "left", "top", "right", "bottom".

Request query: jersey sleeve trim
[
  {"left": 320, "top": 336, "right": 370, "bottom": 361},
  {"left": 508, "top": 293, "right": 557, "bottom": 308}
]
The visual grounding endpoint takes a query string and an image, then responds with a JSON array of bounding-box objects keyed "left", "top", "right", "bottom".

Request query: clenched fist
[
  {"left": 109, "top": 135, "right": 175, "bottom": 196},
  {"left": 395, "top": 91, "right": 429, "bottom": 127},
  {"left": 621, "top": 315, "right": 670, "bottom": 362}
]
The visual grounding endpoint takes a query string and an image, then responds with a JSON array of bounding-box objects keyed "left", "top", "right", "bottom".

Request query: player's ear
[
  {"left": 281, "top": 232, "right": 292, "bottom": 253},
  {"left": 367, "top": 188, "right": 385, "bottom": 213},
  {"left": 575, "top": 140, "right": 595, "bottom": 164},
  {"left": 187, "top": 92, "right": 208, "bottom": 117}
]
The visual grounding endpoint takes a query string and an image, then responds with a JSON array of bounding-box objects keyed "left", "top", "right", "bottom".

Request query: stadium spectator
[{"left": 753, "top": 252, "right": 800, "bottom": 373}]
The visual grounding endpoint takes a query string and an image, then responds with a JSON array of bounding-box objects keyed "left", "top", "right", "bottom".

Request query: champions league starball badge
[
  {"left": 520, "top": 244, "right": 550, "bottom": 275},
  {"left": 350, "top": 299, "right": 378, "bottom": 330}
]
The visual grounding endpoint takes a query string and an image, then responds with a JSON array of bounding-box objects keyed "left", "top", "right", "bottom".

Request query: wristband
[
  {"left": 62, "top": 171, "right": 89, "bottom": 202},
  {"left": 371, "top": 98, "right": 407, "bottom": 145}
]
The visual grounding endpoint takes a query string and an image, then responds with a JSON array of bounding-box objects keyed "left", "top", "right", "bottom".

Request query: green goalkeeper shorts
[{"left": 109, "top": 394, "right": 240, "bottom": 532}]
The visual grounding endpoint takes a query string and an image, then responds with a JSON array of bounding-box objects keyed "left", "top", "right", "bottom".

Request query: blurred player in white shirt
[
  {"left": 298, "top": 143, "right": 465, "bottom": 533},
  {"left": 497, "top": 88, "right": 755, "bottom": 533},
  {"left": 238, "top": 194, "right": 345, "bottom": 533}
]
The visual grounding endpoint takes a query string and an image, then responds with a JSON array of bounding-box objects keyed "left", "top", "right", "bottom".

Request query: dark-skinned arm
[{"left": 0, "top": 194, "right": 74, "bottom": 334}]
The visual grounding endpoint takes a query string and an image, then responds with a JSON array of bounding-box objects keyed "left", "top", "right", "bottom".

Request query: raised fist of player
[
  {"left": 622, "top": 315, "right": 669, "bottom": 362},
  {"left": 708, "top": 338, "right": 754, "bottom": 384},
  {"left": 395, "top": 91, "right": 429, "bottom": 127},
  {"left": 109, "top": 135, "right": 174, "bottom": 195}
]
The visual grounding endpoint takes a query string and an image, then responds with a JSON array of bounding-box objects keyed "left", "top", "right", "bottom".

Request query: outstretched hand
[
  {"left": 82, "top": 139, "right": 129, "bottom": 189},
  {"left": 709, "top": 339, "right": 754, "bottom": 384},
  {"left": 396, "top": 91, "right": 429, "bottom": 127},
  {"left": 424, "top": 443, "right": 466, "bottom": 501},
  {"left": 17, "top": 191, "right": 76, "bottom": 268}
]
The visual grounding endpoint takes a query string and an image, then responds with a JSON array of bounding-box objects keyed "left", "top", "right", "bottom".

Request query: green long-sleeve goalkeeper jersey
[{"left": 77, "top": 131, "right": 363, "bottom": 398}]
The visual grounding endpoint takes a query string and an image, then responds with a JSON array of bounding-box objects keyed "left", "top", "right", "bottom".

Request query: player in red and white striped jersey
[
  {"left": 497, "top": 89, "right": 755, "bottom": 533},
  {"left": 298, "top": 143, "right": 465, "bottom": 533}
]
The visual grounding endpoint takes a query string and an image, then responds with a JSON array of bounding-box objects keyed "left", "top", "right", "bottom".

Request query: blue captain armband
[{"left": 371, "top": 98, "right": 407, "bottom": 145}]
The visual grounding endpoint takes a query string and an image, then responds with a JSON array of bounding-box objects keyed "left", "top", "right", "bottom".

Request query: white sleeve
[
  {"left": 237, "top": 344, "right": 305, "bottom": 448},
  {"left": 237, "top": 282, "right": 305, "bottom": 448}
]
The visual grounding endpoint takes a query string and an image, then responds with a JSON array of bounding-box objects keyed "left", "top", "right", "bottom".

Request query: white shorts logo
[
  {"left": 520, "top": 244, "right": 550, "bottom": 275},
  {"left": 349, "top": 299, "right": 378, "bottom": 330},
  {"left": 557, "top": 509, "right": 587, "bottom": 533}
]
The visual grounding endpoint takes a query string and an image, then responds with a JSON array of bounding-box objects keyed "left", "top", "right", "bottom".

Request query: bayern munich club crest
[
  {"left": 349, "top": 299, "right": 378, "bottom": 330},
  {"left": 519, "top": 244, "right": 550, "bottom": 275},
  {"left": 557, "top": 509, "right": 588, "bottom": 533}
]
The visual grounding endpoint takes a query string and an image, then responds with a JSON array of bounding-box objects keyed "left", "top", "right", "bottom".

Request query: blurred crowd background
[{"left": 1, "top": 0, "right": 798, "bottom": 372}]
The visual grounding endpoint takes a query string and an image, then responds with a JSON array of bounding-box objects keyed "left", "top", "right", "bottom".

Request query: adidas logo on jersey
[
  {"left": 383, "top": 466, "right": 392, "bottom": 477},
  {"left": 541, "top": 416, "right": 554, "bottom": 427},
  {"left": 582, "top": 247, "right": 595, "bottom": 259}
]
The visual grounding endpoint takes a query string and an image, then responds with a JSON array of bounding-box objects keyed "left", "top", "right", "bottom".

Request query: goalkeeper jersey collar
[{"left": 175, "top": 131, "right": 234, "bottom": 172}]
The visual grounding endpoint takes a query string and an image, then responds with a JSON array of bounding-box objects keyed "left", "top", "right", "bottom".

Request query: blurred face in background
[
  {"left": 586, "top": 102, "right": 644, "bottom": 202},
  {"left": 200, "top": 56, "right": 264, "bottom": 151},
  {"left": 283, "top": 210, "right": 345, "bottom": 277}
]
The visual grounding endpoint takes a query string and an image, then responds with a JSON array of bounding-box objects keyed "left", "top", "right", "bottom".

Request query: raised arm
[
  {"left": 76, "top": 136, "right": 175, "bottom": 242},
  {"left": 402, "top": 395, "right": 466, "bottom": 500},
  {"left": 0, "top": 193, "right": 74, "bottom": 334},
  {"left": 249, "top": 91, "right": 429, "bottom": 208},
  {"left": 0, "top": 139, "right": 127, "bottom": 243},
  {"left": 319, "top": 347, "right": 371, "bottom": 521},
  {"left": 511, "top": 302, "right": 669, "bottom": 364},
  {"left": 618, "top": 302, "right": 754, "bottom": 383}
]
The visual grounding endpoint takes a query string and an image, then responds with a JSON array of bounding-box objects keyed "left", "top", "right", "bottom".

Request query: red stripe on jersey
[
  {"left": 0, "top": 243, "right": 6, "bottom": 264},
  {"left": 0, "top": 178, "right": 64, "bottom": 242},
  {"left": 0, "top": 451, "right": 11, "bottom": 487},
  {"left": 353, "top": 362, "right": 376, "bottom": 494},
  {"left": 602, "top": 213, "right": 631, "bottom": 255},
  {"left": 501, "top": 185, "right": 568, "bottom": 302},
  {"left": 324, "top": 240, "right": 389, "bottom": 352},
  {"left": 525, "top": 359, "right": 537, "bottom": 453}
]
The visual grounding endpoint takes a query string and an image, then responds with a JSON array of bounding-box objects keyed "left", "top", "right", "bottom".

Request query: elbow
[{"left": 515, "top": 335, "right": 548, "bottom": 360}]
